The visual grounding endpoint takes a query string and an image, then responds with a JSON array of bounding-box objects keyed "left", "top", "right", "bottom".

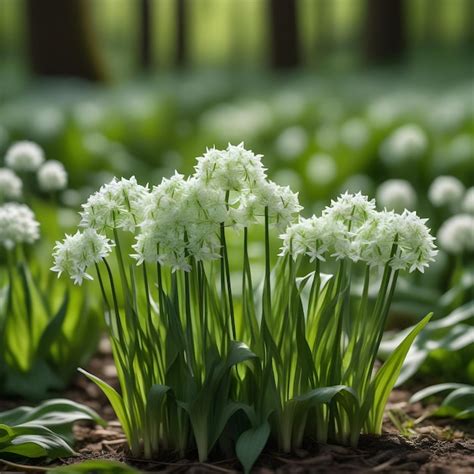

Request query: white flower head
[
  {"left": 462, "top": 187, "right": 474, "bottom": 214},
  {"left": 80, "top": 176, "right": 149, "bottom": 232},
  {"left": 37, "top": 160, "right": 68, "bottom": 192},
  {"left": 0, "top": 168, "right": 22, "bottom": 200},
  {"left": 194, "top": 143, "right": 266, "bottom": 192},
  {"left": 5, "top": 141, "right": 45, "bottom": 172},
  {"left": 437, "top": 214, "right": 474, "bottom": 255},
  {"left": 380, "top": 124, "right": 428, "bottom": 165},
  {"left": 323, "top": 191, "right": 376, "bottom": 232},
  {"left": 428, "top": 176, "right": 465, "bottom": 207},
  {"left": 393, "top": 210, "right": 438, "bottom": 273},
  {"left": 376, "top": 179, "right": 417, "bottom": 213},
  {"left": 51, "top": 229, "right": 114, "bottom": 285},
  {"left": 0, "top": 203, "right": 40, "bottom": 250}
]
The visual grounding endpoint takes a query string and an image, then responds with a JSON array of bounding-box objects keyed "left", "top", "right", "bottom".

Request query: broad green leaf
[
  {"left": 410, "top": 383, "right": 470, "bottom": 403},
  {"left": 236, "top": 421, "right": 270, "bottom": 474},
  {"left": 366, "top": 313, "right": 432, "bottom": 433},
  {"left": 78, "top": 368, "right": 131, "bottom": 443}
]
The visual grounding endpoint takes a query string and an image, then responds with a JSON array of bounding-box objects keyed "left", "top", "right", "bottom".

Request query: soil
[{"left": 1, "top": 339, "right": 473, "bottom": 473}]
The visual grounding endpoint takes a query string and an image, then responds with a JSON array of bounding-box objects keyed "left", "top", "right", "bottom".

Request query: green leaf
[
  {"left": 36, "top": 291, "right": 69, "bottom": 358},
  {"left": 295, "top": 385, "right": 358, "bottom": 405},
  {"left": 48, "top": 459, "right": 141, "bottom": 473},
  {"left": 78, "top": 368, "right": 131, "bottom": 443},
  {"left": 410, "top": 383, "right": 470, "bottom": 403},
  {"left": 236, "top": 421, "right": 270, "bottom": 474},
  {"left": 366, "top": 313, "right": 432, "bottom": 433}
]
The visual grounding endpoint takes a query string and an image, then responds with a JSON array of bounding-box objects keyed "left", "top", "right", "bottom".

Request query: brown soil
[{"left": 1, "top": 338, "right": 473, "bottom": 473}]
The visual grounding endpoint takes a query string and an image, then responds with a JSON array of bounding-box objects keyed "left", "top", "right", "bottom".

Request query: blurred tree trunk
[
  {"left": 316, "top": 0, "right": 333, "bottom": 52},
  {"left": 25, "top": 0, "right": 106, "bottom": 81},
  {"left": 175, "top": 0, "right": 187, "bottom": 68},
  {"left": 139, "top": 0, "right": 153, "bottom": 70},
  {"left": 365, "top": 0, "right": 406, "bottom": 63},
  {"left": 268, "top": 0, "right": 300, "bottom": 69}
]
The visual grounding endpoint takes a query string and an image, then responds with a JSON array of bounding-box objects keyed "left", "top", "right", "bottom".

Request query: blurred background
[{"left": 0, "top": 0, "right": 473, "bottom": 389}]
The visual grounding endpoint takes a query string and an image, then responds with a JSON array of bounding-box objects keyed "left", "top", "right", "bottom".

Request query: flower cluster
[
  {"left": 280, "top": 193, "right": 437, "bottom": 273},
  {"left": 0, "top": 203, "right": 40, "bottom": 250},
  {"left": 380, "top": 124, "right": 428, "bottom": 165},
  {"left": 0, "top": 168, "right": 22, "bottom": 200},
  {"left": 80, "top": 177, "right": 149, "bottom": 232},
  {"left": 5, "top": 141, "right": 45, "bottom": 172},
  {"left": 376, "top": 179, "right": 417, "bottom": 213},
  {"left": 428, "top": 175, "right": 465, "bottom": 207},
  {"left": 54, "top": 144, "right": 302, "bottom": 278},
  {"left": 437, "top": 214, "right": 474, "bottom": 255},
  {"left": 51, "top": 229, "right": 114, "bottom": 284},
  {"left": 37, "top": 160, "right": 68, "bottom": 192}
]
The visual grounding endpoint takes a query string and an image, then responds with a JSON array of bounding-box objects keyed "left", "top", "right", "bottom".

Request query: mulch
[{"left": 1, "top": 338, "right": 473, "bottom": 473}]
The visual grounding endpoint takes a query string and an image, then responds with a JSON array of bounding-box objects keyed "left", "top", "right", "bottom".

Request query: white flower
[
  {"left": 394, "top": 210, "right": 438, "bottom": 273},
  {"left": 428, "top": 176, "right": 465, "bottom": 207},
  {"left": 274, "top": 126, "right": 308, "bottom": 160},
  {"left": 0, "top": 168, "right": 22, "bottom": 200},
  {"left": 279, "top": 216, "right": 328, "bottom": 262},
  {"left": 0, "top": 203, "right": 40, "bottom": 250},
  {"left": 323, "top": 192, "right": 376, "bottom": 231},
  {"left": 462, "top": 187, "right": 474, "bottom": 214},
  {"left": 80, "top": 176, "right": 149, "bottom": 232},
  {"left": 380, "top": 124, "right": 427, "bottom": 165},
  {"left": 254, "top": 180, "right": 302, "bottom": 231},
  {"left": 376, "top": 179, "right": 417, "bottom": 212},
  {"left": 37, "top": 160, "right": 68, "bottom": 192},
  {"left": 51, "top": 229, "right": 114, "bottom": 285},
  {"left": 5, "top": 141, "right": 45, "bottom": 172},
  {"left": 437, "top": 214, "right": 474, "bottom": 255},
  {"left": 306, "top": 154, "right": 337, "bottom": 185},
  {"left": 194, "top": 143, "right": 266, "bottom": 192}
]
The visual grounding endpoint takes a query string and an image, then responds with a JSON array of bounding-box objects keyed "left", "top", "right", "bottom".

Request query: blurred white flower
[
  {"left": 380, "top": 124, "right": 427, "bottom": 165},
  {"left": 275, "top": 126, "right": 308, "bottom": 160},
  {"left": 0, "top": 168, "right": 22, "bottom": 200},
  {"left": 376, "top": 179, "right": 417, "bottom": 213},
  {"left": 0, "top": 203, "right": 40, "bottom": 250},
  {"left": 37, "top": 160, "right": 68, "bottom": 192},
  {"left": 340, "top": 118, "right": 370, "bottom": 150},
  {"left": 462, "top": 187, "right": 474, "bottom": 214},
  {"left": 437, "top": 214, "right": 474, "bottom": 255},
  {"left": 306, "top": 153, "right": 337, "bottom": 185},
  {"left": 51, "top": 229, "right": 114, "bottom": 285},
  {"left": 5, "top": 141, "right": 45, "bottom": 172},
  {"left": 428, "top": 175, "right": 465, "bottom": 207}
]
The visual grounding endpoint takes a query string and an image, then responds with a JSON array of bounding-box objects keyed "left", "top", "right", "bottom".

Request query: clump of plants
[
  {"left": 52, "top": 143, "right": 437, "bottom": 471},
  {"left": 0, "top": 142, "right": 100, "bottom": 399}
]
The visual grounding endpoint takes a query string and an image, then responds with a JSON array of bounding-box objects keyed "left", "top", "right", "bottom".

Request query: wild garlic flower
[
  {"left": 323, "top": 192, "right": 376, "bottom": 231},
  {"left": 5, "top": 141, "right": 45, "bottom": 172},
  {"left": 437, "top": 214, "right": 474, "bottom": 255},
  {"left": 280, "top": 195, "right": 437, "bottom": 273},
  {"left": 51, "top": 229, "right": 114, "bottom": 284},
  {"left": 0, "top": 168, "right": 22, "bottom": 200},
  {"left": 279, "top": 216, "right": 328, "bottom": 262},
  {"left": 428, "top": 176, "right": 465, "bottom": 207},
  {"left": 462, "top": 187, "right": 474, "bottom": 214},
  {"left": 80, "top": 177, "right": 149, "bottom": 232},
  {"left": 392, "top": 210, "right": 438, "bottom": 273},
  {"left": 0, "top": 203, "right": 40, "bottom": 250},
  {"left": 37, "top": 160, "right": 68, "bottom": 192},
  {"left": 254, "top": 181, "right": 302, "bottom": 231},
  {"left": 376, "top": 179, "right": 417, "bottom": 212},
  {"left": 194, "top": 143, "right": 266, "bottom": 192},
  {"left": 380, "top": 124, "right": 427, "bottom": 165}
]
